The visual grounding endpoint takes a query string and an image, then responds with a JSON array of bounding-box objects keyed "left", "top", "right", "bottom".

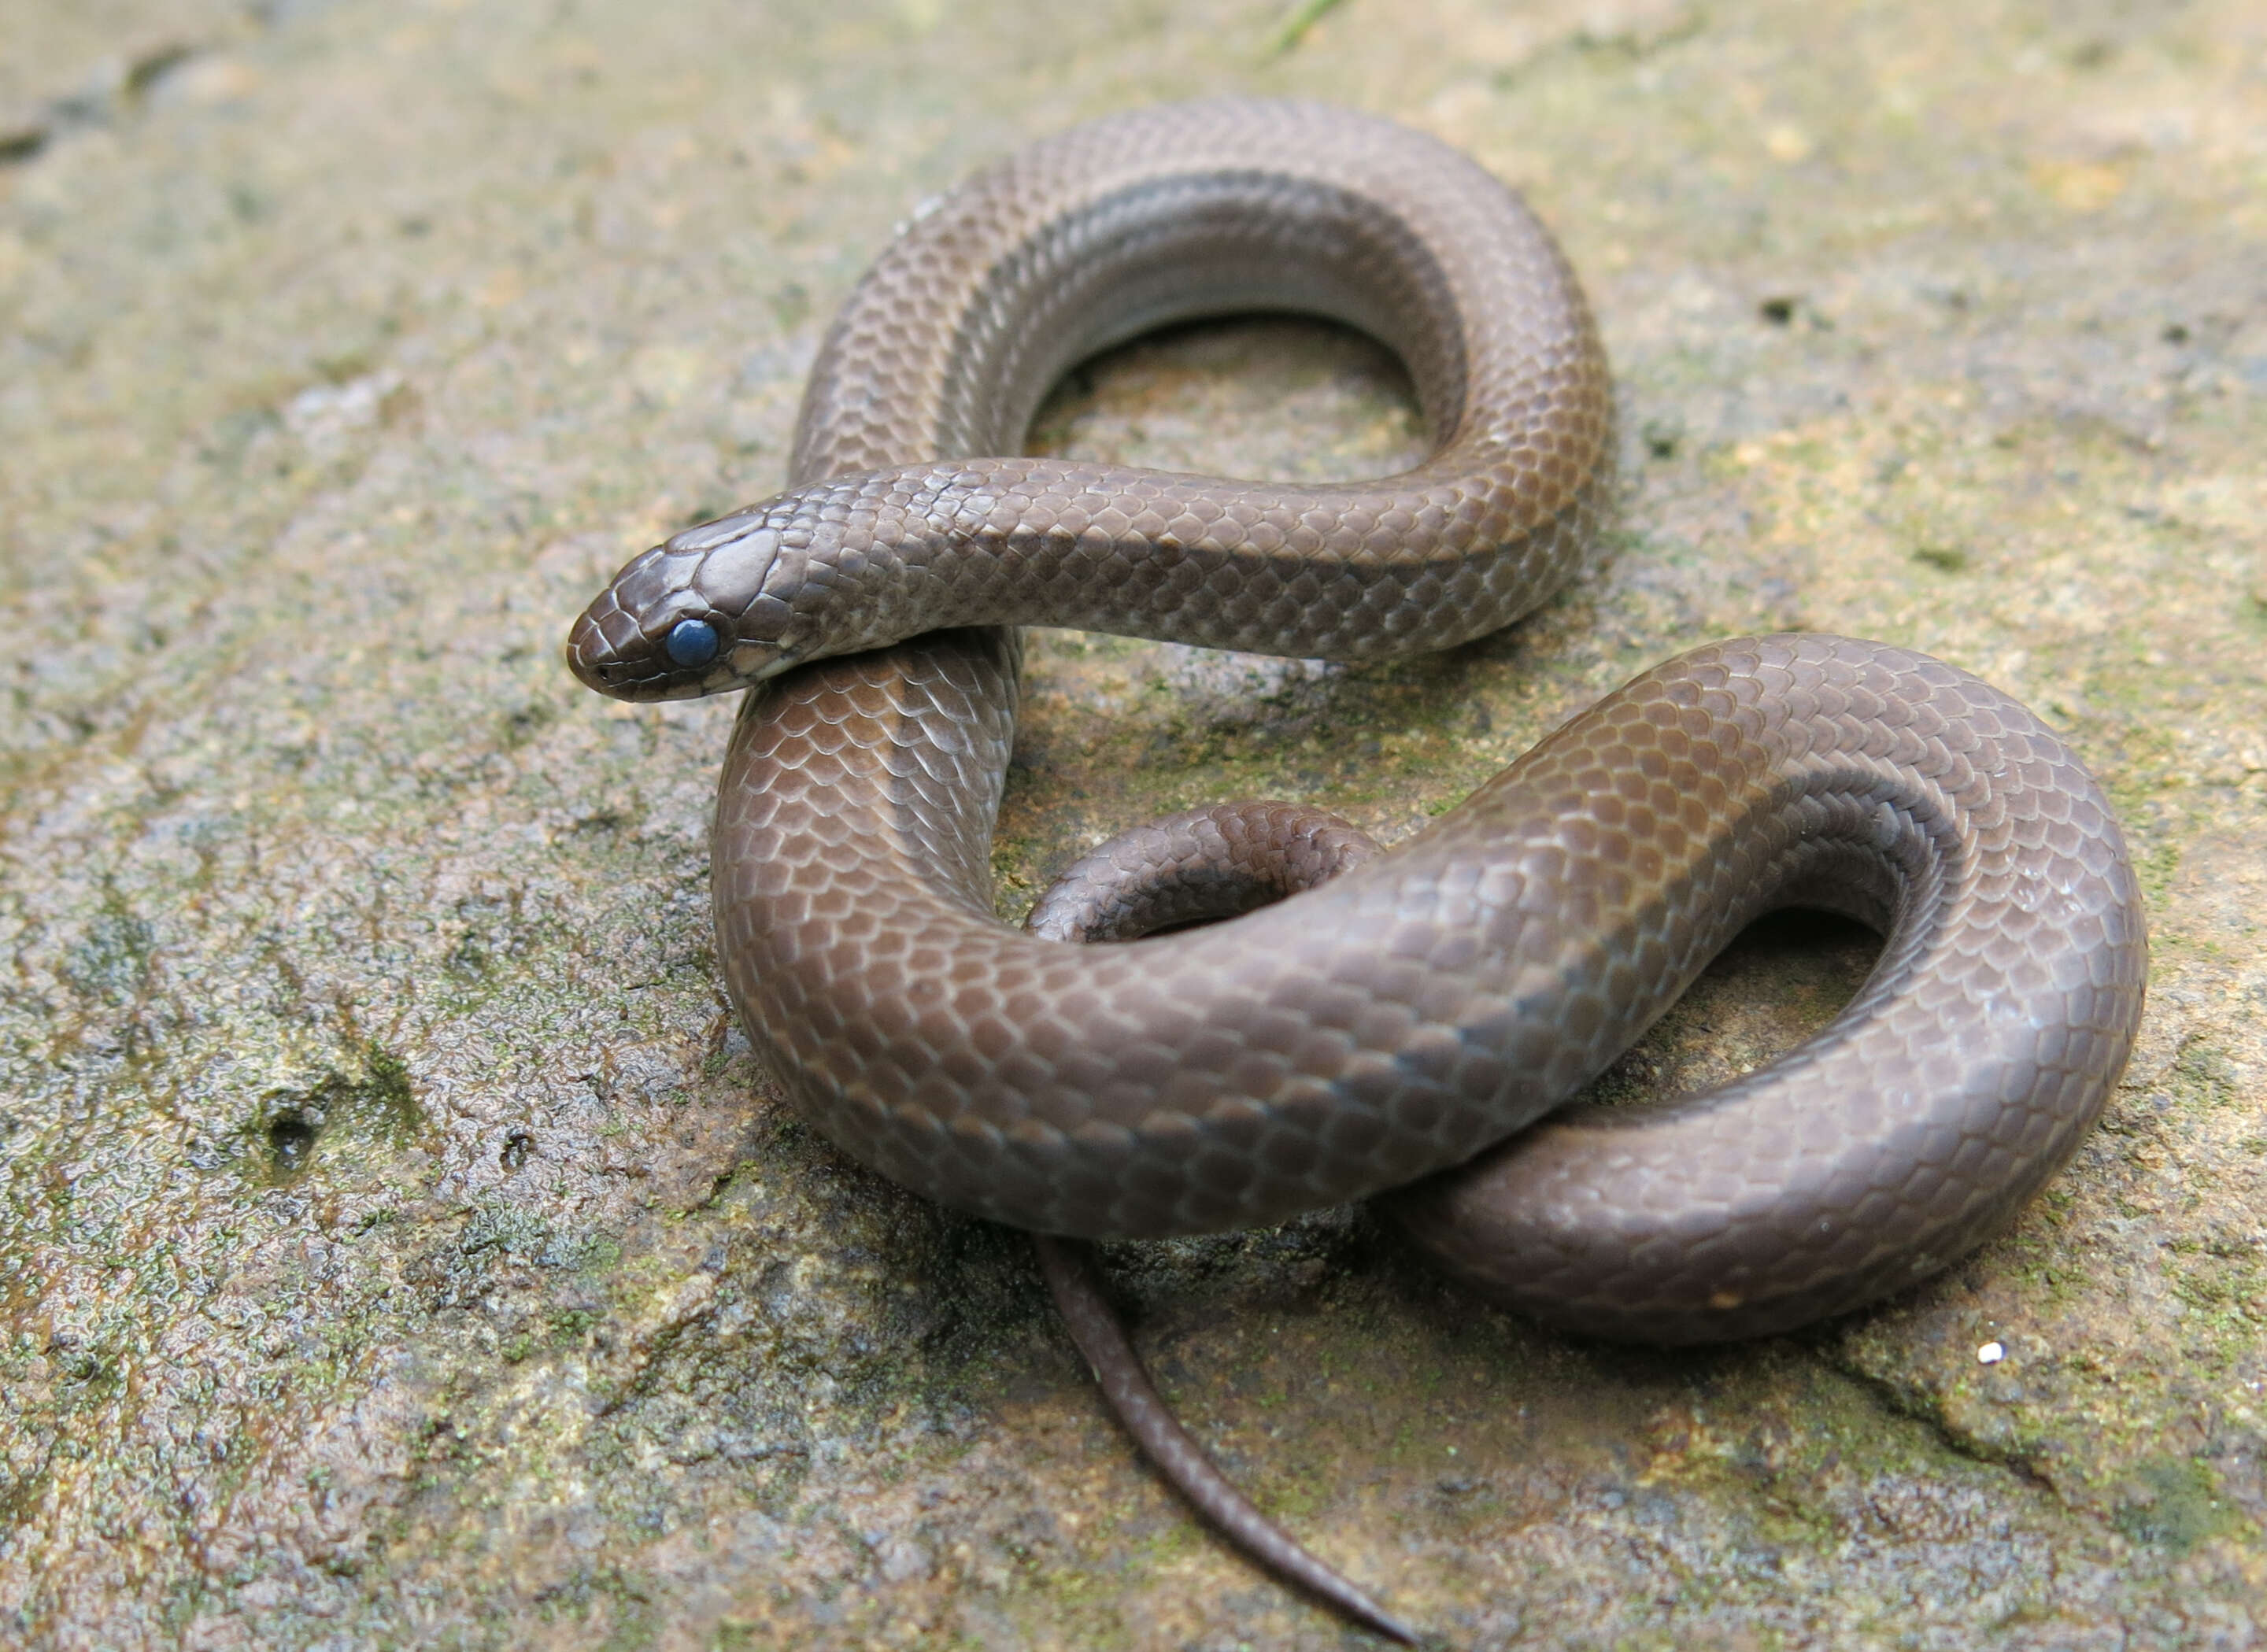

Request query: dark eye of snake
[{"left": 665, "top": 617, "right": 719, "bottom": 669}]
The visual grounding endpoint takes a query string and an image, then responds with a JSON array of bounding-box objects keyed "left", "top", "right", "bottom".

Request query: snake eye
[{"left": 665, "top": 617, "right": 720, "bottom": 668}]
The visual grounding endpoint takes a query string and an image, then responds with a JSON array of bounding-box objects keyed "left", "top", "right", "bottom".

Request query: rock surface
[{"left": 3, "top": 0, "right": 2262, "bottom": 1646}]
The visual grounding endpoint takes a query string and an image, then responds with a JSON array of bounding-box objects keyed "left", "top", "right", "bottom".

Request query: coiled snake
[{"left": 567, "top": 99, "right": 2147, "bottom": 1641}]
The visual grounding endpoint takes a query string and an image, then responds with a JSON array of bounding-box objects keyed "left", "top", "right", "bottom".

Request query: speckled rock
[{"left": 2, "top": 0, "right": 2261, "bottom": 1647}]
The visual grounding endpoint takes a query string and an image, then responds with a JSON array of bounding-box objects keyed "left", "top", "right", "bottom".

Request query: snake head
[{"left": 566, "top": 506, "right": 815, "bottom": 700}]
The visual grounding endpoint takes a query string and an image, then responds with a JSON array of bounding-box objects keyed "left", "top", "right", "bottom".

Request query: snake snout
[{"left": 564, "top": 601, "right": 667, "bottom": 700}]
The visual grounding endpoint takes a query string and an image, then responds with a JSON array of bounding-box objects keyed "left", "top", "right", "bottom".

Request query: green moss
[
  {"left": 2110, "top": 1457, "right": 2239, "bottom": 1552},
  {"left": 1265, "top": 0, "right": 1350, "bottom": 56},
  {"left": 2169, "top": 1040, "right": 2241, "bottom": 1109}
]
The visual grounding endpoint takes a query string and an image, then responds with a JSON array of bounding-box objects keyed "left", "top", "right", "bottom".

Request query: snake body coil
[
  {"left": 568, "top": 101, "right": 2144, "bottom": 1349},
  {"left": 568, "top": 98, "right": 2146, "bottom": 1635}
]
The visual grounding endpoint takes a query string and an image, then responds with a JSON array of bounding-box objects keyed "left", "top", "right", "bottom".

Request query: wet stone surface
[{"left": 2, "top": 0, "right": 2263, "bottom": 1646}]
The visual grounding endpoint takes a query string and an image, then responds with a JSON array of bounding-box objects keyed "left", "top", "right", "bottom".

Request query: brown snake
[{"left": 566, "top": 100, "right": 2147, "bottom": 1642}]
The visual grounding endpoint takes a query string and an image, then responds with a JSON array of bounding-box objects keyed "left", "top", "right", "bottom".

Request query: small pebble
[{"left": 1977, "top": 1341, "right": 2006, "bottom": 1365}]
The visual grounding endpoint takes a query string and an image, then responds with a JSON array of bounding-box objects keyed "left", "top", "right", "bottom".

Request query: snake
[{"left": 565, "top": 99, "right": 2148, "bottom": 1642}]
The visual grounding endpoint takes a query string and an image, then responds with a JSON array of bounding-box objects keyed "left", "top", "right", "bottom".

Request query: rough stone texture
[{"left": 1, "top": 0, "right": 2260, "bottom": 1647}]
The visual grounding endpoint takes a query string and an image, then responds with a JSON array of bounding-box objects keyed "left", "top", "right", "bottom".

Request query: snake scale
[{"left": 567, "top": 99, "right": 2147, "bottom": 1640}]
